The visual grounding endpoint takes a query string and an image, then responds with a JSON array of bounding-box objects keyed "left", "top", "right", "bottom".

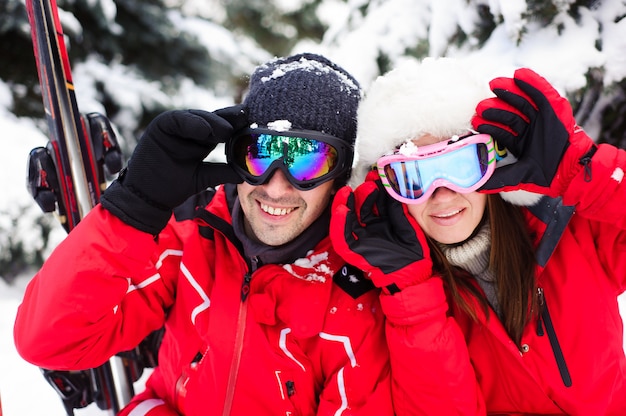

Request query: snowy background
[{"left": 2, "top": 0, "right": 626, "bottom": 414}]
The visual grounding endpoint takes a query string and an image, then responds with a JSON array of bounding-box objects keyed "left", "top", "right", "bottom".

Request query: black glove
[
  {"left": 101, "top": 105, "right": 247, "bottom": 235},
  {"left": 471, "top": 68, "right": 595, "bottom": 197},
  {"left": 330, "top": 180, "right": 433, "bottom": 295}
]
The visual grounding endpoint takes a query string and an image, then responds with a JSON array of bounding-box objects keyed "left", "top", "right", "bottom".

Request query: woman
[{"left": 331, "top": 57, "right": 626, "bottom": 415}]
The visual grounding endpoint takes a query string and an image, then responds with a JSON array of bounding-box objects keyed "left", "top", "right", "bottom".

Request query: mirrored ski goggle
[
  {"left": 227, "top": 127, "right": 353, "bottom": 190},
  {"left": 377, "top": 133, "right": 496, "bottom": 204}
]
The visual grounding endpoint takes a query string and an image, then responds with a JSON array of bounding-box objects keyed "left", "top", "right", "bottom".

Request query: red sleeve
[
  {"left": 562, "top": 143, "right": 626, "bottom": 292},
  {"left": 380, "top": 278, "right": 486, "bottom": 415},
  {"left": 563, "top": 143, "right": 626, "bottom": 229},
  {"left": 14, "top": 205, "right": 176, "bottom": 370}
]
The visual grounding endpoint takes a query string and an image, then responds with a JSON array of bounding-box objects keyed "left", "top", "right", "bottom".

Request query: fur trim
[
  {"left": 498, "top": 190, "right": 544, "bottom": 206},
  {"left": 351, "top": 57, "right": 494, "bottom": 188}
]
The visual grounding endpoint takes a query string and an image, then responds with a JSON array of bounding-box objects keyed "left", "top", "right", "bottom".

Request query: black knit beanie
[{"left": 243, "top": 53, "right": 361, "bottom": 147}]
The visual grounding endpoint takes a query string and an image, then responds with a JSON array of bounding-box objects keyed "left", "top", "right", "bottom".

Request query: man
[{"left": 14, "top": 53, "right": 392, "bottom": 415}]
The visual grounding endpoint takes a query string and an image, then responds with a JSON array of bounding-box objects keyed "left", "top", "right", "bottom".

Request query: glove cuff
[
  {"left": 379, "top": 278, "right": 448, "bottom": 325},
  {"left": 101, "top": 180, "right": 172, "bottom": 235},
  {"left": 367, "top": 258, "right": 433, "bottom": 295}
]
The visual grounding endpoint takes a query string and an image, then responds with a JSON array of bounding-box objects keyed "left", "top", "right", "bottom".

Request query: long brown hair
[{"left": 430, "top": 194, "right": 537, "bottom": 347}]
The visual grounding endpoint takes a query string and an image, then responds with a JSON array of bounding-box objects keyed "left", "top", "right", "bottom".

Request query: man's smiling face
[{"left": 237, "top": 169, "right": 334, "bottom": 246}]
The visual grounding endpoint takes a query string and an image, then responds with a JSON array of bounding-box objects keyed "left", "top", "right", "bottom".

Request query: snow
[
  {"left": 3, "top": 0, "right": 626, "bottom": 414},
  {"left": 258, "top": 55, "right": 359, "bottom": 94}
]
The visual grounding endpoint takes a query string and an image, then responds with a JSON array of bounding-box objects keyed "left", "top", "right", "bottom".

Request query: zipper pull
[
  {"left": 578, "top": 144, "right": 598, "bottom": 183},
  {"left": 536, "top": 287, "right": 545, "bottom": 336},
  {"left": 240, "top": 256, "right": 260, "bottom": 302},
  {"left": 241, "top": 273, "right": 251, "bottom": 301}
]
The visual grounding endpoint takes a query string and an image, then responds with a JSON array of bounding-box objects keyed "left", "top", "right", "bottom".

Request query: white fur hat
[{"left": 352, "top": 57, "right": 542, "bottom": 206}]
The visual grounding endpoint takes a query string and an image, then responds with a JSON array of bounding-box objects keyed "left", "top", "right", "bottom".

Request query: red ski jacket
[
  {"left": 380, "top": 144, "right": 626, "bottom": 415},
  {"left": 14, "top": 186, "right": 392, "bottom": 416}
]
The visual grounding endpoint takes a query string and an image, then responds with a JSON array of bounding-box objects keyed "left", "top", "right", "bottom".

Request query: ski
[
  {"left": 24, "top": 0, "right": 133, "bottom": 414},
  {"left": 26, "top": 0, "right": 100, "bottom": 230}
]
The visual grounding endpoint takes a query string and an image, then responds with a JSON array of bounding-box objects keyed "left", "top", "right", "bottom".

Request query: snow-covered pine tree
[{"left": 320, "top": 0, "right": 625, "bottom": 148}]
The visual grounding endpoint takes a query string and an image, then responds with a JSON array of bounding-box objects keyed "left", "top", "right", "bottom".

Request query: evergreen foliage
[{"left": 1, "top": 0, "right": 625, "bottom": 282}]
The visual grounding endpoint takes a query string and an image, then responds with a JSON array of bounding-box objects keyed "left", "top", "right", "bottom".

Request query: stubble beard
[{"left": 242, "top": 191, "right": 305, "bottom": 246}]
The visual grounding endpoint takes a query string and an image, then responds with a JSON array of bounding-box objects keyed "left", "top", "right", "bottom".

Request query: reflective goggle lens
[
  {"left": 228, "top": 128, "right": 350, "bottom": 190},
  {"left": 378, "top": 134, "right": 495, "bottom": 204},
  {"left": 240, "top": 133, "right": 338, "bottom": 180}
]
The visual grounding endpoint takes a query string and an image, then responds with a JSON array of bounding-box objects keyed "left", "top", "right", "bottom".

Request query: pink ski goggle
[{"left": 377, "top": 133, "right": 496, "bottom": 204}]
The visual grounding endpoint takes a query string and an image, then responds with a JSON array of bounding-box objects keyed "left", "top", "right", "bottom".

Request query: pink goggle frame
[{"left": 377, "top": 133, "right": 496, "bottom": 204}]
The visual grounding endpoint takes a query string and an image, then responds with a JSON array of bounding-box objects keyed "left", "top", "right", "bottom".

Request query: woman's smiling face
[{"left": 405, "top": 134, "right": 487, "bottom": 244}]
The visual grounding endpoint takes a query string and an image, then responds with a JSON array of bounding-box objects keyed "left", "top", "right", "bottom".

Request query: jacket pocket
[{"left": 536, "top": 287, "right": 572, "bottom": 387}]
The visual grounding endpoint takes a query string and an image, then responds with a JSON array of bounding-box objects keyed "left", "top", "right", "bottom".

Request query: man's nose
[{"left": 262, "top": 169, "right": 294, "bottom": 197}]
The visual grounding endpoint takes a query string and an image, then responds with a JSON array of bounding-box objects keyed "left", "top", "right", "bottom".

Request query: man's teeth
[
  {"left": 261, "top": 203, "right": 294, "bottom": 216},
  {"left": 435, "top": 209, "right": 462, "bottom": 218}
]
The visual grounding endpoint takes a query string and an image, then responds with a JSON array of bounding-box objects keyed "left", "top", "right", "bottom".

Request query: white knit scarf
[{"left": 437, "top": 221, "right": 501, "bottom": 317}]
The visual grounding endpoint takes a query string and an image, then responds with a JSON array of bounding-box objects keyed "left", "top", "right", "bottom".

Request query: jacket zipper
[
  {"left": 221, "top": 256, "right": 258, "bottom": 416},
  {"left": 536, "top": 287, "right": 572, "bottom": 387}
]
